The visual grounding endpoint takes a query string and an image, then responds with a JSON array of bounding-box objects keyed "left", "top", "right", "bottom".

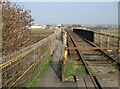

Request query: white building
[
  {"left": 30, "top": 26, "right": 43, "bottom": 28},
  {"left": 30, "top": 25, "right": 47, "bottom": 29}
]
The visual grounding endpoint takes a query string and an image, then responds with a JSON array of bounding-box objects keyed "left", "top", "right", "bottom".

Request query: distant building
[
  {"left": 30, "top": 25, "right": 43, "bottom": 28},
  {"left": 30, "top": 25, "right": 49, "bottom": 29},
  {"left": 56, "top": 24, "right": 64, "bottom": 28},
  {"left": 69, "top": 24, "right": 87, "bottom": 29}
]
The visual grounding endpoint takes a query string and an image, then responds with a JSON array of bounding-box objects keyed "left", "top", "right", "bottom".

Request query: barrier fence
[
  {"left": 94, "top": 31, "right": 120, "bottom": 60},
  {"left": 73, "top": 29, "right": 119, "bottom": 59},
  {"left": 0, "top": 29, "right": 61, "bottom": 87},
  {"left": 94, "top": 32, "right": 119, "bottom": 47},
  {"left": 62, "top": 29, "right": 120, "bottom": 81}
]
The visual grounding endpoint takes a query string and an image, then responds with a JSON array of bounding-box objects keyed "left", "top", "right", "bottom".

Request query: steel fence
[
  {"left": 94, "top": 32, "right": 119, "bottom": 47},
  {"left": 0, "top": 29, "right": 61, "bottom": 87},
  {"left": 94, "top": 31, "right": 120, "bottom": 60}
]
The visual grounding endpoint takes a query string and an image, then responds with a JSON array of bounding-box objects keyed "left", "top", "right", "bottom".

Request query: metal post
[
  {"left": 99, "top": 34, "right": 102, "bottom": 47},
  {"left": 62, "top": 49, "right": 68, "bottom": 81},
  {"left": 118, "top": 38, "right": 120, "bottom": 59},
  {"left": 38, "top": 46, "right": 41, "bottom": 61},
  {"left": 49, "top": 40, "right": 52, "bottom": 55},
  {"left": 94, "top": 33, "right": 96, "bottom": 44},
  {"left": 107, "top": 35, "right": 110, "bottom": 51}
]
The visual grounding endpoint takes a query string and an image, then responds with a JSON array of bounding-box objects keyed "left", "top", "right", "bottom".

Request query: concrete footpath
[{"left": 37, "top": 33, "right": 78, "bottom": 87}]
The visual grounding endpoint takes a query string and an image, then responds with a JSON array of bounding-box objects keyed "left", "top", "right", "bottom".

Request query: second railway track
[{"left": 66, "top": 30, "right": 119, "bottom": 88}]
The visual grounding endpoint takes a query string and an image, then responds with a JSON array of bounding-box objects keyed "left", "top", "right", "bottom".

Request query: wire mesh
[{"left": 0, "top": 29, "right": 61, "bottom": 87}]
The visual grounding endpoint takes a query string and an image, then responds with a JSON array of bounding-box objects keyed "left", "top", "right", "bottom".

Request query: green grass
[
  {"left": 24, "top": 56, "right": 52, "bottom": 87},
  {"left": 75, "top": 65, "right": 86, "bottom": 76},
  {"left": 65, "top": 60, "right": 75, "bottom": 78},
  {"left": 65, "top": 60, "right": 87, "bottom": 79},
  {"left": 88, "top": 65, "right": 96, "bottom": 76}
]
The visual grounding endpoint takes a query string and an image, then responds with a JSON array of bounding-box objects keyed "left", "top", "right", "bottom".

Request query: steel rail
[
  {"left": 65, "top": 46, "right": 120, "bottom": 50},
  {"left": 67, "top": 30, "right": 101, "bottom": 89},
  {"left": 75, "top": 32, "right": 120, "bottom": 66}
]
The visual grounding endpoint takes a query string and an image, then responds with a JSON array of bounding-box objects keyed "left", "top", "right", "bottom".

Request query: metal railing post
[
  {"left": 107, "top": 35, "right": 110, "bottom": 51},
  {"left": 62, "top": 49, "right": 68, "bottom": 81},
  {"left": 118, "top": 38, "right": 120, "bottom": 60},
  {"left": 99, "top": 34, "right": 102, "bottom": 47},
  {"left": 94, "top": 33, "right": 96, "bottom": 44}
]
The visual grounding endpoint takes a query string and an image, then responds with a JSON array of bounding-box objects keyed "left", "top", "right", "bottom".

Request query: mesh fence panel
[
  {"left": 0, "top": 2, "right": 2, "bottom": 88},
  {"left": 1, "top": 29, "right": 61, "bottom": 87}
]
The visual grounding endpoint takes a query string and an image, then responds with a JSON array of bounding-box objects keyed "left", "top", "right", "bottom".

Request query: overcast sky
[{"left": 17, "top": 2, "right": 118, "bottom": 25}]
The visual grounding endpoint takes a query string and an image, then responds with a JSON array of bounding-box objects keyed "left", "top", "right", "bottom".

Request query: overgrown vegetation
[
  {"left": 75, "top": 62, "right": 86, "bottom": 76},
  {"left": 64, "top": 59, "right": 99, "bottom": 80},
  {"left": 65, "top": 60, "right": 75, "bottom": 80},
  {"left": 88, "top": 65, "right": 95, "bottom": 76},
  {"left": 65, "top": 60, "right": 87, "bottom": 80},
  {"left": 2, "top": 1, "right": 34, "bottom": 56},
  {"left": 24, "top": 56, "right": 52, "bottom": 87}
]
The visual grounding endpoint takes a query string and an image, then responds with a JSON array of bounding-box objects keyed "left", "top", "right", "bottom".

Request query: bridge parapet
[
  {"left": 0, "top": 29, "right": 61, "bottom": 87},
  {"left": 73, "top": 29, "right": 120, "bottom": 60}
]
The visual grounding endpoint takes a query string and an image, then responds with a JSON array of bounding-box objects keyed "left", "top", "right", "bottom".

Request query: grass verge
[
  {"left": 88, "top": 65, "right": 96, "bottom": 76},
  {"left": 24, "top": 56, "right": 52, "bottom": 87},
  {"left": 65, "top": 60, "right": 75, "bottom": 80},
  {"left": 75, "top": 65, "right": 86, "bottom": 76}
]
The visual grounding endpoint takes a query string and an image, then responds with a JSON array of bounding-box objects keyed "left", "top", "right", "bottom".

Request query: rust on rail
[{"left": 65, "top": 46, "right": 120, "bottom": 50}]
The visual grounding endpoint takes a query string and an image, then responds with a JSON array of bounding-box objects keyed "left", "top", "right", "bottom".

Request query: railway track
[{"left": 66, "top": 30, "right": 119, "bottom": 88}]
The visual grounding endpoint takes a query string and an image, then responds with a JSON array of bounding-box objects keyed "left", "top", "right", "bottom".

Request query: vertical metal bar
[
  {"left": 118, "top": 38, "right": 120, "bottom": 58},
  {"left": 62, "top": 49, "right": 68, "bottom": 81},
  {"left": 98, "top": 32, "right": 100, "bottom": 46},
  {"left": 94, "top": 33, "right": 96, "bottom": 44},
  {"left": 0, "top": 3, "right": 2, "bottom": 88},
  {"left": 0, "top": 3, "right": 4, "bottom": 86},
  {"left": 107, "top": 35, "right": 110, "bottom": 50},
  {"left": 99, "top": 34, "right": 102, "bottom": 47},
  {"left": 48, "top": 39, "right": 51, "bottom": 55},
  {"left": 49, "top": 38, "right": 52, "bottom": 55},
  {"left": 37, "top": 46, "right": 41, "bottom": 61}
]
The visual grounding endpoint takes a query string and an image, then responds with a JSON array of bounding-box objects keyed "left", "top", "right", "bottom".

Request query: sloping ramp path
[{"left": 37, "top": 34, "right": 78, "bottom": 88}]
